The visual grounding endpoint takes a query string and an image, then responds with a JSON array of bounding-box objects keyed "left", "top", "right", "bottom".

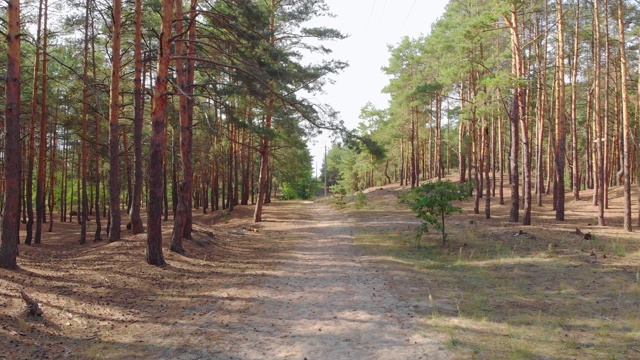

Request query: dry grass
[{"left": 344, "top": 181, "right": 640, "bottom": 359}]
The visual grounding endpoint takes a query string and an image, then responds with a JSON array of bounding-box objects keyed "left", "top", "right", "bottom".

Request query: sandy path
[{"left": 205, "top": 201, "right": 448, "bottom": 360}]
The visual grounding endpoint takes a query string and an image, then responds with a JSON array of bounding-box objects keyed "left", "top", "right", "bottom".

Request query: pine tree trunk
[
  {"left": 48, "top": 120, "right": 55, "bottom": 232},
  {"left": 146, "top": 0, "right": 173, "bottom": 266},
  {"left": 616, "top": 0, "right": 632, "bottom": 231},
  {"left": 554, "top": 0, "right": 567, "bottom": 221},
  {"left": 35, "top": 0, "right": 49, "bottom": 242},
  {"left": 79, "top": 0, "right": 90, "bottom": 244},
  {"left": 0, "top": 0, "right": 22, "bottom": 269},
  {"left": 593, "top": 0, "right": 605, "bottom": 225},
  {"left": 91, "top": 27, "right": 102, "bottom": 241},
  {"left": 571, "top": 0, "right": 581, "bottom": 201},
  {"left": 254, "top": 107, "right": 271, "bottom": 221},
  {"left": 172, "top": 0, "right": 194, "bottom": 245},
  {"left": 26, "top": 0, "right": 44, "bottom": 245},
  {"left": 484, "top": 126, "right": 491, "bottom": 219},
  {"left": 107, "top": 0, "right": 122, "bottom": 242},
  {"left": 128, "top": 0, "right": 144, "bottom": 234}
]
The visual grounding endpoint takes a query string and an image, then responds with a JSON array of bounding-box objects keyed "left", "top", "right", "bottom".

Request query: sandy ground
[
  {"left": 1, "top": 200, "right": 450, "bottom": 359},
  {"left": 146, "top": 201, "right": 449, "bottom": 359}
]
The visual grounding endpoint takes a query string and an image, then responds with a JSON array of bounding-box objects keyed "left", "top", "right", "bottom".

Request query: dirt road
[{"left": 200, "top": 201, "right": 449, "bottom": 360}]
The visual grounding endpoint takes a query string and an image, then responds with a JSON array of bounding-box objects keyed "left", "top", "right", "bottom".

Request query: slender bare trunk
[
  {"left": 107, "top": 0, "right": 122, "bottom": 242},
  {"left": 616, "top": 0, "right": 631, "bottom": 231}
]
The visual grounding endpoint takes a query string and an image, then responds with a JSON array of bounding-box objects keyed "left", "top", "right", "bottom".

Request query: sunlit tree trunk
[
  {"left": 570, "top": 0, "right": 581, "bottom": 201},
  {"left": 254, "top": 0, "right": 276, "bottom": 222},
  {"left": 616, "top": 0, "right": 631, "bottom": 231},
  {"left": 505, "top": 7, "right": 521, "bottom": 223},
  {"left": 593, "top": 0, "right": 606, "bottom": 225}
]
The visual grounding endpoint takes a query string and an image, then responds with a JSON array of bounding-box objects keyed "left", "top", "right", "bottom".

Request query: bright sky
[{"left": 307, "top": 0, "right": 449, "bottom": 175}]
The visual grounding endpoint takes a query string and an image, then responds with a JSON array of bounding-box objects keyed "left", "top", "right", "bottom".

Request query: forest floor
[{"left": 1, "top": 178, "right": 640, "bottom": 359}]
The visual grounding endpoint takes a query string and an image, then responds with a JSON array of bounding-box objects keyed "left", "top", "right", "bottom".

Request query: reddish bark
[
  {"left": 0, "top": 0, "right": 22, "bottom": 269},
  {"left": 146, "top": 0, "right": 173, "bottom": 266}
]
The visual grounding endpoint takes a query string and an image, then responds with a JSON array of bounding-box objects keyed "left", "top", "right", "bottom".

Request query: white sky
[{"left": 306, "top": 0, "right": 449, "bottom": 175}]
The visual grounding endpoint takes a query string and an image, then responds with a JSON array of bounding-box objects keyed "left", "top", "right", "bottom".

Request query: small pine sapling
[{"left": 407, "top": 180, "right": 473, "bottom": 246}]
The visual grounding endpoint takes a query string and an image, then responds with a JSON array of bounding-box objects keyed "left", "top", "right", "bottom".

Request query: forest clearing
[{"left": 1, "top": 181, "right": 639, "bottom": 359}]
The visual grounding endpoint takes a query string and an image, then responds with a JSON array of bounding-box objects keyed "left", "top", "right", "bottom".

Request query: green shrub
[
  {"left": 406, "top": 180, "right": 473, "bottom": 246},
  {"left": 330, "top": 184, "right": 347, "bottom": 205},
  {"left": 355, "top": 191, "right": 367, "bottom": 208}
]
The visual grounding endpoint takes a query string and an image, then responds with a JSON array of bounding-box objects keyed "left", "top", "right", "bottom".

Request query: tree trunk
[
  {"left": 616, "top": 0, "right": 632, "bottom": 231},
  {"left": 593, "top": 0, "right": 605, "bottom": 225},
  {"left": 107, "top": 0, "right": 122, "bottom": 242},
  {"left": 172, "top": 0, "right": 194, "bottom": 249},
  {"left": 146, "top": 0, "right": 173, "bottom": 266},
  {"left": 484, "top": 126, "right": 491, "bottom": 219},
  {"left": 48, "top": 120, "right": 55, "bottom": 232},
  {"left": 128, "top": 0, "right": 144, "bottom": 234},
  {"left": 79, "top": 0, "right": 90, "bottom": 244},
  {"left": 571, "top": 0, "right": 581, "bottom": 201},
  {"left": 25, "top": 0, "right": 43, "bottom": 245},
  {"left": 506, "top": 7, "right": 521, "bottom": 223},
  {"left": 0, "top": 0, "right": 22, "bottom": 269},
  {"left": 34, "top": 0, "right": 48, "bottom": 243},
  {"left": 91, "top": 21, "right": 102, "bottom": 241},
  {"left": 555, "top": 0, "right": 567, "bottom": 222}
]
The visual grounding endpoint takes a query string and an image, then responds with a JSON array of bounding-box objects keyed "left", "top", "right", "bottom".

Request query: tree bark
[
  {"left": 593, "top": 0, "right": 606, "bottom": 225},
  {"left": 146, "top": 0, "right": 173, "bottom": 266},
  {"left": 79, "top": 0, "right": 90, "bottom": 244},
  {"left": 25, "top": 0, "right": 43, "bottom": 245},
  {"left": 555, "top": 0, "right": 567, "bottom": 221},
  {"left": 570, "top": 0, "right": 581, "bottom": 201},
  {"left": 0, "top": 0, "right": 22, "bottom": 269},
  {"left": 34, "top": 0, "right": 48, "bottom": 243},
  {"left": 107, "top": 0, "right": 122, "bottom": 242},
  {"left": 128, "top": 0, "right": 144, "bottom": 234},
  {"left": 91, "top": 19, "right": 102, "bottom": 241},
  {"left": 616, "top": 0, "right": 632, "bottom": 231}
]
